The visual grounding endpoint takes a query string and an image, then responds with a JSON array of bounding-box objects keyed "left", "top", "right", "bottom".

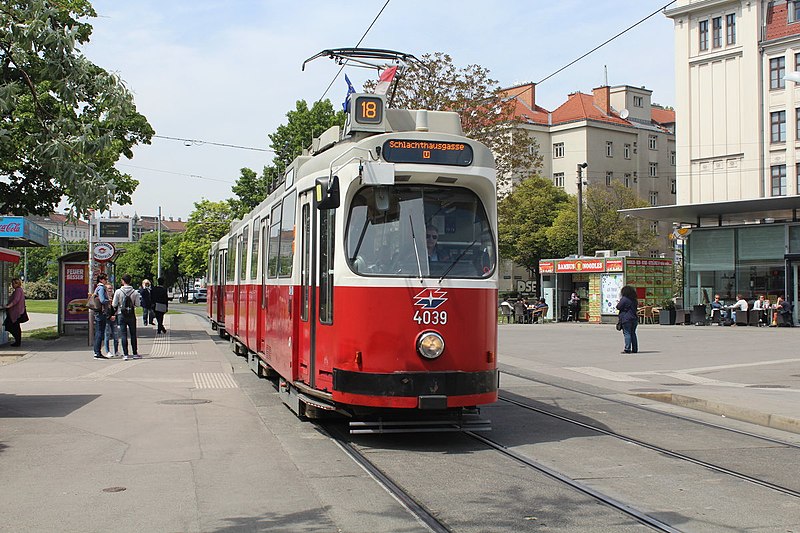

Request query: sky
[{"left": 70, "top": 0, "right": 676, "bottom": 220}]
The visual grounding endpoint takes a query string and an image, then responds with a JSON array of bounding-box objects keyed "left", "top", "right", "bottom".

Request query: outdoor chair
[
  {"left": 638, "top": 305, "right": 655, "bottom": 324},
  {"left": 748, "top": 310, "right": 761, "bottom": 326}
]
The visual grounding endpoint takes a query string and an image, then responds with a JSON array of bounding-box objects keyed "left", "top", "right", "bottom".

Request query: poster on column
[
  {"left": 601, "top": 273, "right": 624, "bottom": 315},
  {"left": 63, "top": 263, "right": 89, "bottom": 322}
]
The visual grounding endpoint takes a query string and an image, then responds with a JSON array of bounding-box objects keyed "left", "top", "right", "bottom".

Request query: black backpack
[{"left": 121, "top": 291, "right": 135, "bottom": 317}]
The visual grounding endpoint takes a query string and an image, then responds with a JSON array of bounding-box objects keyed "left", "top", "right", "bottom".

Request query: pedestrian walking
[
  {"left": 150, "top": 277, "right": 169, "bottom": 334},
  {"left": 139, "top": 279, "right": 154, "bottom": 326},
  {"left": 113, "top": 274, "right": 141, "bottom": 360},
  {"left": 104, "top": 282, "right": 120, "bottom": 357},
  {"left": 90, "top": 273, "right": 110, "bottom": 359},
  {"left": 616, "top": 285, "right": 639, "bottom": 354},
  {"left": 3, "top": 278, "right": 27, "bottom": 347}
]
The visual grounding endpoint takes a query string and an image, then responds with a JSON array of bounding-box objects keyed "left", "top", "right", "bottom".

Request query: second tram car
[{"left": 208, "top": 92, "right": 498, "bottom": 432}]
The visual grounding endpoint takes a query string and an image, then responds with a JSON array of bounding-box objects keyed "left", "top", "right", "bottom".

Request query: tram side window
[
  {"left": 319, "top": 209, "right": 335, "bottom": 324},
  {"left": 279, "top": 192, "right": 296, "bottom": 277},
  {"left": 268, "top": 204, "right": 281, "bottom": 278},
  {"left": 226, "top": 236, "right": 236, "bottom": 282},
  {"left": 250, "top": 217, "right": 260, "bottom": 280},
  {"left": 239, "top": 227, "right": 249, "bottom": 281},
  {"left": 301, "top": 203, "right": 310, "bottom": 322}
]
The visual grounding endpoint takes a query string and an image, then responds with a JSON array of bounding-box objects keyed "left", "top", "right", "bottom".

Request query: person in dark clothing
[
  {"left": 139, "top": 279, "right": 154, "bottom": 326},
  {"left": 616, "top": 285, "right": 639, "bottom": 354},
  {"left": 150, "top": 277, "right": 169, "bottom": 334}
]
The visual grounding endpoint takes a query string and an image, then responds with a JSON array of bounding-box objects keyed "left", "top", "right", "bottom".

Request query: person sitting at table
[
  {"left": 776, "top": 296, "right": 793, "bottom": 327},
  {"left": 752, "top": 295, "right": 768, "bottom": 325},
  {"left": 727, "top": 294, "right": 748, "bottom": 324},
  {"left": 531, "top": 298, "right": 549, "bottom": 323},
  {"left": 710, "top": 294, "right": 726, "bottom": 322}
]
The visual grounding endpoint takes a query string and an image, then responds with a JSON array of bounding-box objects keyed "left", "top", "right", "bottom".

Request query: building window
[
  {"left": 605, "top": 171, "right": 613, "bottom": 186},
  {"left": 624, "top": 173, "right": 631, "bottom": 188},
  {"left": 726, "top": 13, "right": 736, "bottom": 44},
  {"left": 553, "top": 172, "right": 564, "bottom": 188},
  {"left": 771, "top": 164, "right": 787, "bottom": 196},
  {"left": 650, "top": 222, "right": 659, "bottom": 236},
  {"left": 771, "top": 110, "right": 786, "bottom": 143},
  {"left": 624, "top": 143, "right": 631, "bottom": 159},
  {"left": 791, "top": 1, "right": 800, "bottom": 23},
  {"left": 650, "top": 250, "right": 661, "bottom": 258},
  {"left": 712, "top": 17, "right": 722, "bottom": 48},
  {"left": 648, "top": 135, "right": 657, "bottom": 150},
  {"left": 699, "top": 20, "right": 709, "bottom": 51},
  {"left": 671, "top": 179, "right": 677, "bottom": 194},
  {"left": 796, "top": 108, "right": 800, "bottom": 140},
  {"left": 553, "top": 142, "right": 564, "bottom": 158},
  {"left": 670, "top": 151, "right": 676, "bottom": 165},
  {"left": 633, "top": 96, "right": 643, "bottom": 107},
  {"left": 797, "top": 163, "right": 800, "bottom": 195},
  {"left": 606, "top": 141, "right": 613, "bottom": 157},
  {"left": 649, "top": 191, "right": 658, "bottom": 206},
  {"left": 770, "top": 57, "right": 786, "bottom": 90},
  {"left": 649, "top": 162, "right": 658, "bottom": 177}
]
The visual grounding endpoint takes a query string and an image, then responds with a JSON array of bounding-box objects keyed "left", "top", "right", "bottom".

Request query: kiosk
[{"left": 540, "top": 254, "right": 674, "bottom": 324}]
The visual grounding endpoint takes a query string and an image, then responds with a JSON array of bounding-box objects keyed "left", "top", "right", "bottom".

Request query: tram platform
[
  {"left": 498, "top": 322, "right": 800, "bottom": 435},
  {"left": 0, "top": 312, "right": 425, "bottom": 533}
]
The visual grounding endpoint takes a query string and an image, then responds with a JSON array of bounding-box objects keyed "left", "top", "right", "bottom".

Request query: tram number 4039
[{"left": 413, "top": 310, "right": 448, "bottom": 325}]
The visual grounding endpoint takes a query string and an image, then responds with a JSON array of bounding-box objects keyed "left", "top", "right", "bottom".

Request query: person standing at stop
[{"left": 113, "top": 274, "right": 141, "bottom": 360}]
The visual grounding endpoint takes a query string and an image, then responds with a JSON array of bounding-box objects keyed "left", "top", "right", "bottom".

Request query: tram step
[{"left": 349, "top": 416, "right": 491, "bottom": 434}]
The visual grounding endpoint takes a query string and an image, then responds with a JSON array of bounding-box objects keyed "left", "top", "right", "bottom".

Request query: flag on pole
[
  {"left": 342, "top": 74, "right": 355, "bottom": 111},
  {"left": 374, "top": 65, "right": 398, "bottom": 96}
]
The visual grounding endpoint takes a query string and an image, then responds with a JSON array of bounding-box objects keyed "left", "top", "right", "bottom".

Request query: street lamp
[{"left": 577, "top": 162, "right": 588, "bottom": 257}]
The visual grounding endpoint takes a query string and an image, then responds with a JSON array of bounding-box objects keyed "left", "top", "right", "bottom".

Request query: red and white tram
[{"left": 208, "top": 92, "right": 498, "bottom": 431}]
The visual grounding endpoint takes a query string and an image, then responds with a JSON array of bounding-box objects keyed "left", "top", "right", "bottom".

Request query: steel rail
[
  {"left": 465, "top": 431, "right": 682, "bottom": 533},
  {"left": 499, "top": 394, "right": 800, "bottom": 500}
]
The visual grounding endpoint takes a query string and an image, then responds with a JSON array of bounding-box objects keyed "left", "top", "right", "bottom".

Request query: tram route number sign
[{"left": 382, "top": 139, "right": 474, "bottom": 166}]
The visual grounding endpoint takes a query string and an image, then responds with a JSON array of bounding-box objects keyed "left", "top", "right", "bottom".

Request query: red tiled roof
[
  {"left": 508, "top": 95, "right": 551, "bottom": 125},
  {"left": 651, "top": 107, "right": 675, "bottom": 125},
  {"left": 550, "top": 92, "right": 631, "bottom": 127}
]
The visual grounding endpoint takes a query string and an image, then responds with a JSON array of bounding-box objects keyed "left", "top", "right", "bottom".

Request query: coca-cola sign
[{"left": 0, "top": 217, "right": 24, "bottom": 237}]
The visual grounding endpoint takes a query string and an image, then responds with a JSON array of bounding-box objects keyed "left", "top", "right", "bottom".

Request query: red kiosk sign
[{"left": 555, "top": 259, "right": 605, "bottom": 273}]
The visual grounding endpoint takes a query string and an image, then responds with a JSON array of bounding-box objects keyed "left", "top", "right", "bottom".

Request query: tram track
[
  {"left": 497, "top": 394, "right": 800, "bottom": 501},
  {"left": 499, "top": 367, "right": 800, "bottom": 450},
  {"left": 464, "top": 431, "right": 681, "bottom": 533}
]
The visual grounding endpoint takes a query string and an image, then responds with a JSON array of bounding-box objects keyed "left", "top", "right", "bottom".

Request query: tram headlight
[{"left": 416, "top": 331, "right": 445, "bottom": 360}]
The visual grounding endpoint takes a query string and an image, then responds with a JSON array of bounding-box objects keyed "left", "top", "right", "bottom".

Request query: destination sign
[{"left": 381, "top": 140, "right": 473, "bottom": 166}]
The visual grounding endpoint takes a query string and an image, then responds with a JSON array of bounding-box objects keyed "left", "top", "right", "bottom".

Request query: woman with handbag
[
  {"left": 4, "top": 278, "right": 27, "bottom": 347},
  {"left": 151, "top": 277, "right": 169, "bottom": 334},
  {"left": 616, "top": 285, "right": 639, "bottom": 354}
]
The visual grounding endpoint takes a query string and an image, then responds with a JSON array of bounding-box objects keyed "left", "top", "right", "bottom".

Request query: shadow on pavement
[{"left": 0, "top": 393, "right": 100, "bottom": 418}]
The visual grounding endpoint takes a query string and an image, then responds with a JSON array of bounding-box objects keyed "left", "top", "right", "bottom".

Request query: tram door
[{"left": 297, "top": 193, "right": 315, "bottom": 385}]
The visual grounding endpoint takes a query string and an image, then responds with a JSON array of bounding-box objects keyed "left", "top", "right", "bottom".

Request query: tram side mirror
[{"left": 315, "top": 175, "right": 340, "bottom": 210}]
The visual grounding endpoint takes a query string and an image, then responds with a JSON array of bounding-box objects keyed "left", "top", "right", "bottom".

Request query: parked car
[{"left": 191, "top": 288, "right": 207, "bottom": 304}]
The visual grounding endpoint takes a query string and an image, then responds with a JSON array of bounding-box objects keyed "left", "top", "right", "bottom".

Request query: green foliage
[
  {"left": 11, "top": 242, "right": 84, "bottom": 283},
  {"left": 0, "top": 0, "right": 154, "bottom": 217},
  {"left": 113, "top": 231, "right": 182, "bottom": 288},
  {"left": 546, "top": 182, "right": 656, "bottom": 257},
  {"left": 498, "top": 176, "right": 570, "bottom": 269},
  {"left": 268, "top": 99, "right": 346, "bottom": 171},
  {"left": 179, "top": 199, "right": 234, "bottom": 279},
  {"left": 364, "top": 52, "right": 542, "bottom": 190},
  {"left": 27, "top": 326, "right": 59, "bottom": 340},
  {"left": 23, "top": 278, "right": 57, "bottom": 299}
]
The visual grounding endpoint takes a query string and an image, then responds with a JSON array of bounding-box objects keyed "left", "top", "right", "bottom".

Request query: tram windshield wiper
[
  {"left": 408, "top": 215, "right": 424, "bottom": 283},
  {"left": 439, "top": 239, "right": 477, "bottom": 283}
]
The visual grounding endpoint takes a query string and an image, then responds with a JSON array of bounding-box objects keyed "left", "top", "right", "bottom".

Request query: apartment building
[
  {"left": 503, "top": 82, "right": 677, "bottom": 257},
  {"left": 624, "top": 0, "right": 800, "bottom": 319}
]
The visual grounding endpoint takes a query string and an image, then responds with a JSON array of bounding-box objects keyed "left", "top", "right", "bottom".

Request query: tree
[
  {"left": 0, "top": 0, "right": 154, "bottom": 217},
  {"left": 179, "top": 199, "right": 234, "bottom": 280},
  {"left": 498, "top": 176, "right": 570, "bottom": 270},
  {"left": 229, "top": 99, "right": 345, "bottom": 218},
  {"left": 364, "top": 52, "right": 542, "bottom": 190},
  {"left": 268, "top": 99, "right": 346, "bottom": 171},
  {"left": 546, "top": 182, "right": 656, "bottom": 258}
]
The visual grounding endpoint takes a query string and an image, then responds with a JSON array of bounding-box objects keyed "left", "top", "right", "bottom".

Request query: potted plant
[{"left": 659, "top": 299, "right": 677, "bottom": 325}]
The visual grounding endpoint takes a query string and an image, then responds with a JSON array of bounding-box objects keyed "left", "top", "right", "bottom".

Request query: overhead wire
[
  {"left": 317, "top": 0, "right": 391, "bottom": 103},
  {"left": 153, "top": 134, "right": 273, "bottom": 153}
]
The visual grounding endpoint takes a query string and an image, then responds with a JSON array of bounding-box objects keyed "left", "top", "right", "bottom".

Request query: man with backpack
[{"left": 113, "top": 274, "right": 142, "bottom": 360}]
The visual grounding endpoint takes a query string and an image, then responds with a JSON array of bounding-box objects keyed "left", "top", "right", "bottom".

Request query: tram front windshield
[{"left": 346, "top": 185, "right": 495, "bottom": 279}]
